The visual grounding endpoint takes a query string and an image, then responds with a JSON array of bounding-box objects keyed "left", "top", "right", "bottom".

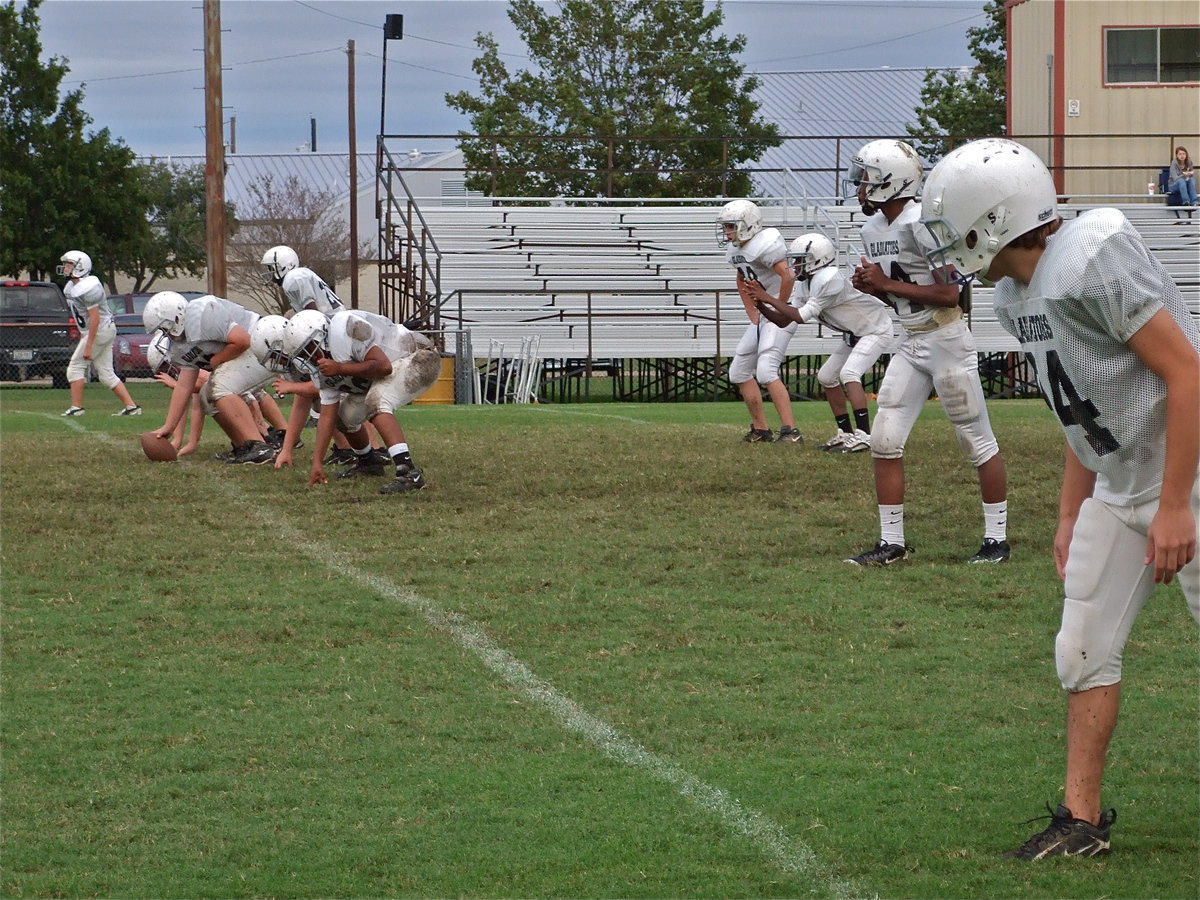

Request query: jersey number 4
[{"left": 1032, "top": 350, "right": 1120, "bottom": 456}]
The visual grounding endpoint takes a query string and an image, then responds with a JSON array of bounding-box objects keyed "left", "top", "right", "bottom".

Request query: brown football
[{"left": 140, "top": 431, "right": 178, "bottom": 462}]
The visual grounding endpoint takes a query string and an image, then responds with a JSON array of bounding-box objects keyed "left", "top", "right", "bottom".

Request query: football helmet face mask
[
  {"left": 787, "top": 233, "right": 837, "bottom": 279},
  {"left": 143, "top": 291, "right": 189, "bottom": 339},
  {"left": 282, "top": 309, "right": 329, "bottom": 378},
  {"left": 715, "top": 199, "right": 764, "bottom": 247},
  {"left": 251, "top": 314, "right": 293, "bottom": 373},
  {"left": 147, "top": 332, "right": 180, "bottom": 379},
  {"left": 843, "top": 140, "right": 924, "bottom": 207},
  {"left": 57, "top": 250, "right": 92, "bottom": 279},
  {"left": 920, "top": 138, "right": 1058, "bottom": 284},
  {"left": 261, "top": 245, "right": 300, "bottom": 285}
]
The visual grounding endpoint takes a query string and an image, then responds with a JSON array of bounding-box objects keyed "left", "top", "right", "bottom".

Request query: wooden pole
[
  {"left": 203, "top": 0, "right": 227, "bottom": 296},
  {"left": 347, "top": 39, "right": 359, "bottom": 309}
]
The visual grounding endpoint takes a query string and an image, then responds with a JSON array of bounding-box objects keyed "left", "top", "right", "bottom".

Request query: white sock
[
  {"left": 388, "top": 442, "right": 409, "bottom": 457},
  {"left": 879, "top": 504, "right": 905, "bottom": 545},
  {"left": 983, "top": 501, "right": 1008, "bottom": 541}
]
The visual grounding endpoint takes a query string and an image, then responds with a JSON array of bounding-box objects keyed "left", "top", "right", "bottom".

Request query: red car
[{"left": 112, "top": 312, "right": 154, "bottom": 379}]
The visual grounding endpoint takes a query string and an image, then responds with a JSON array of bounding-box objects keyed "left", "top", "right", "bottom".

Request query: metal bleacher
[{"left": 395, "top": 196, "right": 1199, "bottom": 402}]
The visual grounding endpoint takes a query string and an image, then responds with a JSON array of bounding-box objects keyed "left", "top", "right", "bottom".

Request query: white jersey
[
  {"left": 64, "top": 276, "right": 112, "bottom": 331},
  {"left": 316, "top": 310, "right": 430, "bottom": 405},
  {"left": 791, "top": 266, "right": 893, "bottom": 339},
  {"left": 280, "top": 267, "right": 344, "bottom": 317},
  {"left": 994, "top": 208, "right": 1200, "bottom": 506},
  {"left": 859, "top": 201, "right": 941, "bottom": 330},
  {"left": 726, "top": 227, "right": 788, "bottom": 297},
  {"left": 168, "top": 295, "right": 260, "bottom": 371}
]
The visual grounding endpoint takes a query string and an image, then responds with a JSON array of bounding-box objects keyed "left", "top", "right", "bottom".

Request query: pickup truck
[{"left": 0, "top": 280, "right": 80, "bottom": 388}]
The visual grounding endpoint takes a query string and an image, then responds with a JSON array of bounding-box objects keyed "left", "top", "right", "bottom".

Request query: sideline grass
[{"left": 2, "top": 384, "right": 1196, "bottom": 898}]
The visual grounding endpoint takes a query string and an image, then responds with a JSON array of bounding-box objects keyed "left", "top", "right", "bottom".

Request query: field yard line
[
  {"left": 65, "top": 418, "right": 873, "bottom": 900},
  {"left": 526, "top": 405, "right": 654, "bottom": 424}
]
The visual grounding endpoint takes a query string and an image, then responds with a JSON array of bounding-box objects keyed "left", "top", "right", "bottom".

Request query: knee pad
[
  {"left": 198, "top": 380, "right": 218, "bottom": 416},
  {"left": 869, "top": 407, "right": 906, "bottom": 459},
  {"left": 816, "top": 358, "right": 842, "bottom": 390},
  {"left": 728, "top": 353, "right": 755, "bottom": 385}
]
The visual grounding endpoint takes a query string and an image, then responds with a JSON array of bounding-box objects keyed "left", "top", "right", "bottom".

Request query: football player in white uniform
[
  {"left": 843, "top": 140, "right": 1010, "bottom": 565},
  {"left": 261, "top": 245, "right": 345, "bottom": 317},
  {"left": 716, "top": 199, "right": 803, "bottom": 443},
  {"left": 281, "top": 309, "right": 441, "bottom": 494},
  {"left": 922, "top": 137, "right": 1199, "bottom": 859},
  {"left": 751, "top": 232, "right": 895, "bottom": 453},
  {"left": 143, "top": 291, "right": 278, "bottom": 464},
  {"left": 57, "top": 251, "right": 142, "bottom": 417}
]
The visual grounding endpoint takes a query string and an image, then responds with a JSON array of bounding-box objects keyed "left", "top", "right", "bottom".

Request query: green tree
[
  {"left": 106, "top": 160, "right": 214, "bottom": 294},
  {"left": 906, "top": 0, "right": 1006, "bottom": 162},
  {"left": 446, "top": 0, "right": 780, "bottom": 199},
  {"left": 0, "top": 0, "right": 151, "bottom": 281}
]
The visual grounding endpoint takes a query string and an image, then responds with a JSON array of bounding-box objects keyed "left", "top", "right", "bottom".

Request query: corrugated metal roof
[{"left": 749, "top": 67, "right": 962, "bottom": 200}]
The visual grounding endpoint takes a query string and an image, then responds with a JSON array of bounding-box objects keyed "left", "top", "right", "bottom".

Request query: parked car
[
  {"left": 111, "top": 313, "right": 155, "bottom": 379},
  {"left": 108, "top": 290, "right": 205, "bottom": 316},
  {"left": 0, "top": 280, "right": 80, "bottom": 387}
]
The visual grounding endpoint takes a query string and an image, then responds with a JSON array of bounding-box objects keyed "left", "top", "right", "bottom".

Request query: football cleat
[
  {"left": 113, "top": 405, "right": 142, "bottom": 416},
  {"left": 777, "top": 426, "right": 804, "bottom": 444},
  {"left": 336, "top": 453, "right": 386, "bottom": 478},
  {"left": 819, "top": 431, "right": 849, "bottom": 451},
  {"left": 742, "top": 427, "right": 775, "bottom": 443},
  {"left": 227, "top": 441, "right": 277, "bottom": 465},
  {"left": 1003, "top": 804, "right": 1115, "bottom": 859},
  {"left": 969, "top": 538, "right": 1011, "bottom": 564},
  {"left": 323, "top": 448, "right": 357, "bottom": 466},
  {"left": 61, "top": 406, "right": 85, "bottom": 416},
  {"left": 832, "top": 429, "right": 871, "bottom": 453},
  {"left": 379, "top": 467, "right": 427, "bottom": 495},
  {"left": 844, "top": 540, "right": 913, "bottom": 566}
]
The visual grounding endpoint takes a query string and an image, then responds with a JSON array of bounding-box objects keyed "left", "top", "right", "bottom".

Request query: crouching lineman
[
  {"left": 143, "top": 291, "right": 278, "bottom": 464},
  {"left": 280, "top": 309, "right": 441, "bottom": 494}
]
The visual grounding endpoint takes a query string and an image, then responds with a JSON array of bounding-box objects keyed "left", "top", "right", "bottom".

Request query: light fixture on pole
[{"left": 379, "top": 14, "right": 403, "bottom": 137}]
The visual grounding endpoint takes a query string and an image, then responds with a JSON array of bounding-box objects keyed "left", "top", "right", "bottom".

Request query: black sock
[
  {"left": 853, "top": 408, "right": 870, "bottom": 433},
  {"left": 391, "top": 449, "right": 413, "bottom": 472},
  {"left": 835, "top": 413, "right": 852, "bottom": 434}
]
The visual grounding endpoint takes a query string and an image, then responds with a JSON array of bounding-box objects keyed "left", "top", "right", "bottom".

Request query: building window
[{"left": 1105, "top": 27, "right": 1200, "bottom": 85}]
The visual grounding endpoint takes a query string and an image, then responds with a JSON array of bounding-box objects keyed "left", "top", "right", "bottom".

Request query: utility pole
[
  {"left": 203, "top": 0, "right": 227, "bottom": 295},
  {"left": 348, "top": 38, "right": 359, "bottom": 309}
]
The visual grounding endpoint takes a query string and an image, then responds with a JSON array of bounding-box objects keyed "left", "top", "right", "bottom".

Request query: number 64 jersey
[{"left": 994, "top": 208, "right": 1200, "bottom": 507}]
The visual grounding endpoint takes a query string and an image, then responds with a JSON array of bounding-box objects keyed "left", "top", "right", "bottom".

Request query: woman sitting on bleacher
[{"left": 1167, "top": 146, "right": 1197, "bottom": 207}]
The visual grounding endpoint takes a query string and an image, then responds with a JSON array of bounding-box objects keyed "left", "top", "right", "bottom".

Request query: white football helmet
[
  {"left": 143, "top": 290, "right": 189, "bottom": 339},
  {"left": 715, "top": 199, "right": 763, "bottom": 247},
  {"left": 787, "top": 233, "right": 837, "bottom": 278},
  {"left": 920, "top": 138, "right": 1058, "bottom": 283},
  {"left": 251, "top": 314, "right": 293, "bottom": 372},
  {"left": 147, "top": 332, "right": 180, "bottom": 379},
  {"left": 843, "top": 140, "right": 924, "bottom": 204},
  {"left": 57, "top": 250, "right": 92, "bottom": 278},
  {"left": 261, "top": 245, "right": 300, "bottom": 285},
  {"left": 282, "top": 309, "right": 329, "bottom": 378}
]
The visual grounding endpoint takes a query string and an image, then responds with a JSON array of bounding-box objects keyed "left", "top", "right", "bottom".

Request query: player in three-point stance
[
  {"left": 715, "top": 199, "right": 803, "bottom": 444},
  {"left": 922, "top": 137, "right": 1199, "bottom": 858},
  {"left": 843, "top": 139, "right": 1010, "bottom": 566}
]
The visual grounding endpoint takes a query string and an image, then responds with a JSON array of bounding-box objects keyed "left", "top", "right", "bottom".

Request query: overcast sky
[{"left": 35, "top": 0, "right": 989, "bottom": 158}]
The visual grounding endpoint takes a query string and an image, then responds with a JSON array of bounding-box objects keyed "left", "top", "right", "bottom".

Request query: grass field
[{"left": 2, "top": 383, "right": 1196, "bottom": 899}]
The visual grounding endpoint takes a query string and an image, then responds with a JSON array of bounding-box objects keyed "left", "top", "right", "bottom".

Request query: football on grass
[{"left": 140, "top": 431, "right": 178, "bottom": 462}]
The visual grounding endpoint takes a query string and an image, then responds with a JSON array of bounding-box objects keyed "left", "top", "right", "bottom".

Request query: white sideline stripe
[{"left": 53, "top": 416, "right": 872, "bottom": 900}]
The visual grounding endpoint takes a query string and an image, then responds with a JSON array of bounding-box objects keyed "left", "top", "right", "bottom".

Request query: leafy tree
[
  {"left": 105, "top": 160, "right": 217, "bottom": 294},
  {"left": 226, "top": 173, "right": 373, "bottom": 316},
  {"left": 0, "top": 0, "right": 151, "bottom": 281},
  {"left": 906, "top": 0, "right": 1006, "bottom": 162},
  {"left": 446, "top": 0, "right": 780, "bottom": 199}
]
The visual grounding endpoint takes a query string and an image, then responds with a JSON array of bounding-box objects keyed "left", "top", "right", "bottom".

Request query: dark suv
[{"left": 0, "top": 280, "right": 80, "bottom": 387}]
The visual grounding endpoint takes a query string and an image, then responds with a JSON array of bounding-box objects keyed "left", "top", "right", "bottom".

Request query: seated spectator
[{"left": 1167, "top": 146, "right": 1197, "bottom": 206}]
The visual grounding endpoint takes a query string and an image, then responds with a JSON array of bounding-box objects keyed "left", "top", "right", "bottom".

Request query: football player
[
  {"left": 750, "top": 232, "right": 895, "bottom": 453},
  {"left": 715, "top": 199, "right": 803, "bottom": 443},
  {"left": 261, "top": 245, "right": 345, "bottom": 317},
  {"left": 280, "top": 309, "right": 441, "bottom": 494},
  {"left": 142, "top": 291, "right": 278, "bottom": 464},
  {"left": 922, "top": 137, "right": 1199, "bottom": 859},
  {"left": 843, "top": 140, "right": 1010, "bottom": 565},
  {"left": 57, "top": 250, "right": 142, "bottom": 417}
]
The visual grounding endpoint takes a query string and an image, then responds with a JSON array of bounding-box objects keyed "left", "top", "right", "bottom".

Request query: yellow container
[{"left": 413, "top": 356, "right": 456, "bottom": 405}]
